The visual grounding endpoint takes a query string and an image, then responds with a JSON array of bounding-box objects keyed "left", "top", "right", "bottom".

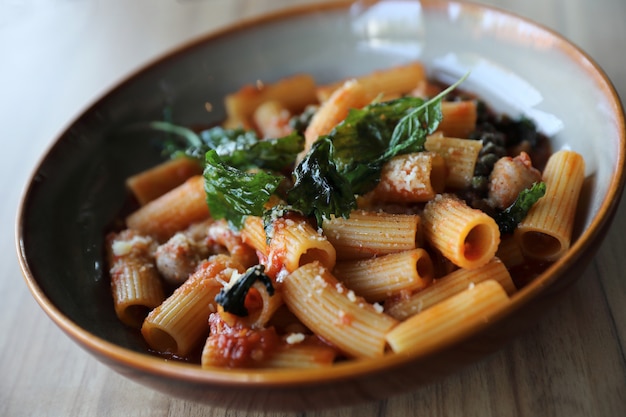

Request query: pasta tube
[
  {"left": 514, "top": 150, "right": 585, "bottom": 261},
  {"left": 425, "top": 134, "right": 483, "bottom": 189},
  {"left": 367, "top": 152, "right": 447, "bottom": 203},
  {"left": 126, "top": 157, "right": 202, "bottom": 206},
  {"left": 237, "top": 281, "right": 284, "bottom": 330},
  {"left": 224, "top": 73, "right": 317, "bottom": 128},
  {"left": 263, "top": 339, "right": 337, "bottom": 368},
  {"left": 141, "top": 255, "right": 244, "bottom": 356},
  {"left": 385, "top": 257, "right": 516, "bottom": 320},
  {"left": 322, "top": 210, "right": 422, "bottom": 260},
  {"left": 201, "top": 312, "right": 280, "bottom": 369},
  {"left": 126, "top": 175, "right": 210, "bottom": 242},
  {"left": 302, "top": 79, "right": 373, "bottom": 159},
  {"left": 315, "top": 61, "right": 426, "bottom": 102},
  {"left": 437, "top": 100, "right": 478, "bottom": 138},
  {"left": 282, "top": 262, "right": 398, "bottom": 359},
  {"left": 241, "top": 215, "right": 336, "bottom": 277},
  {"left": 422, "top": 194, "right": 500, "bottom": 269},
  {"left": 333, "top": 249, "right": 434, "bottom": 302},
  {"left": 386, "top": 280, "right": 510, "bottom": 354},
  {"left": 105, "top": 230, "right": 165, "bottom": 328}
]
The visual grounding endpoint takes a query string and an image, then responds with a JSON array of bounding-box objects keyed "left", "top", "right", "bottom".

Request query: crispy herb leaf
[
  {"left": 191, "top": 127, "right": 257, "bottom": 160},
  {"left": 199, "top": 75, "right": 468, "bottom": 228},
  {"left": 199, "top": 128, "right": 304, "bottom": 171},
  {"left": 234, "top": 132, "right": 303, "bottom": 171},
  {"left": 285, "top": 74, "right": 468, "bottom": 223},
  {"left": 494, "top": 181, "right": 546, "bottom": 234},
  {"left": 203, "top": 150, "right": 284, "bottom": 229},
  {"left": 330, "top": 98, "right": 419, "bottom": 169},
  {"left": 145, "top": 122, "right": 303, "bottom": 171},
  {"left": 385, "top": 92, "right": 444, "bottom": 157},
  {"left": 286, "top": 138, "right": 356, "bottom": 225},
  {"left": 214, "top": 265, "right": 274, "bottom": 317},
  {"left": 330, "top": 97, "right": 427, "bottom": 194}
]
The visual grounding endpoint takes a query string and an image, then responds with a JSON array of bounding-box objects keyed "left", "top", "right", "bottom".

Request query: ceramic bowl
[{"left": 16, "top": 0, "right": 626, "bottom": 411}]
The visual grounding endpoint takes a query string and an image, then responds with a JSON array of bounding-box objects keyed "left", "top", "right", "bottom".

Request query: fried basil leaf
[
  {"left": 199, "top": 128, "right": 303, "bottom": 171},
  {"left": 286, "top": 137, "right": 356, "bottom": 225},
  {"left": 494, "top": 182, "right": 546, "bottom": 234},
  {"left": 203, "top": 150, "right": 284, "bottom": 229},
  {"left": 214, "top": 265, "right": 274, "bottom": 317},
  {"left": 285, "top": 75, "right": 466, "bottom": 222}
]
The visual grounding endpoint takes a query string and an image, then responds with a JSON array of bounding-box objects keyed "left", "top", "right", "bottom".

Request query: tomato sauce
[{"left": 204, "top": 313, "right": 280, "bottom": 368}]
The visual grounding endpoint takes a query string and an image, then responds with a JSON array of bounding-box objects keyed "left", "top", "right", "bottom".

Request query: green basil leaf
[
  {"left": 203, "top": 150, "right": 284, "bottom": 229},
  {"left": 494, "top": 181, "right": 546, "bottom": 234},
  {"left": 286, "top": 137, "right": 356, "bottom": 225}
]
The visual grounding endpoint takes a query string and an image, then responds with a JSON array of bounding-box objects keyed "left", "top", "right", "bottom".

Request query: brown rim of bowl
[{"left": 16, "top": 0, "right": 626, "bottom": 387}]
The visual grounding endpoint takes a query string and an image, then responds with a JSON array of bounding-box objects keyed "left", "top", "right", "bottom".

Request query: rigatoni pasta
[
  {"left": 224, "top": 73, "right": 317, "bottom": 129},
  {"left": 366, "top": 152, "right": 447, "bottom": 203},
  {"left": 425, "top": 134, "right": 483, "bottom": 189},
  {"left": 302, "top": 79, "right": 374, "bottom": 159},
  {"left": 141, "top": 255, "right": 243, "bottom": 356},
  {"left": 422, "top": 194, "right": 500, "bottom": 270},
  {"left": 322, "top": 210, "right": 422, "bottom": 260},
  {"left": 333, "top": 249, "right": 434, "bottom": 303},
  {"left": 105, "top": 230, "right": 165, "bottom": 328},
  {"left": 262, "top": 341, "right": 337, "bottom": 368},
  {"left": 126, "top": 157, "right": 202, "bottom": 206},
  {"left": 437, "top": 100, "right": 478, "bottom": 138},
  {"left": 385, "top": 280, "right": 510, "bottom": 354},
  {"left": 104, "top": 61, "right": 586, "bottom": 369},
  {"left": 384, "top": 257, "right": 515, "bottom": 320},
  {"left": 282, "top": 261, "right": 398, "bottom": 359},
  {"left": 514, "top": 150, "right": 585, "bottom": 261},
  {"left": 315, "top": 61, "right": 427, "bottom": 102},
  {"left": 126, "top": 175, "right": 210, "bottom": 242},
  {"left": 241, "top": 214, "right": 337, "bottom": 276}
]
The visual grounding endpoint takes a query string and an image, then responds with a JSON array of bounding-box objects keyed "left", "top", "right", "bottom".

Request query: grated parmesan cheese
[
  {"left": 219, "top": 269, "right": 242, "bottom": 290},
  {"left": 285, "top": 333, "right": 306, "bottom": 345},
  {"left": 111, "top": 235, "right": 152, "bottom": 256}
]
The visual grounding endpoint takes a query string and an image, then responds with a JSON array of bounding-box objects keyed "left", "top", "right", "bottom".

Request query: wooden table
[{"left": 2, "top": 0, "right": 625, "bottom": 415}]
